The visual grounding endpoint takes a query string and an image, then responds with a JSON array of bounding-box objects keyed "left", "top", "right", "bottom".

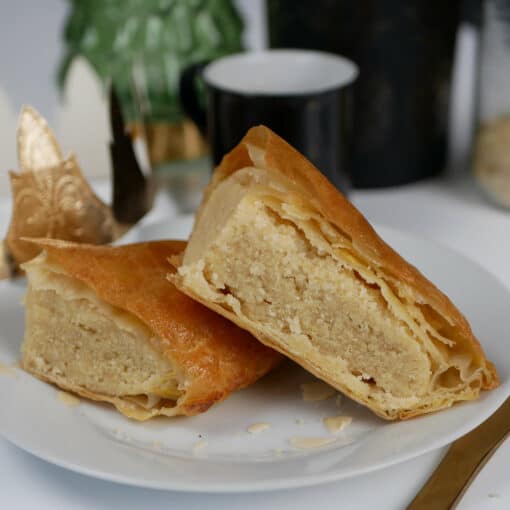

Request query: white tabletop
[{"left": 1, "top": 177, "right": 509, "bottom": 509}]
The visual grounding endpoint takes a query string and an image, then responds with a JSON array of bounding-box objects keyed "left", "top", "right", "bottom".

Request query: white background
[{"left": 0, "top": 2, "right": 509, "bottom": 508}]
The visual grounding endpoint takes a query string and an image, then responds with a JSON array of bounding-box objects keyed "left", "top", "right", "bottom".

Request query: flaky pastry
[
  {"left": 22, "top": 239, "right": 281, "bottom": 420},
  {"left": 172, "top": 126, "right": 498, "bottom": 420}
]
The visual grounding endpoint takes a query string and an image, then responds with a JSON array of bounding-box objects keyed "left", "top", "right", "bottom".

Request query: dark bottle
[{"left": 268, "top": 0, "right": 475, "bottom": 188}]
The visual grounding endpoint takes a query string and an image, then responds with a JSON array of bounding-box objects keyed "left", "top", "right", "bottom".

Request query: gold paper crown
[{"left": 2, "top": 106, "right": 119, "bottom": 277}]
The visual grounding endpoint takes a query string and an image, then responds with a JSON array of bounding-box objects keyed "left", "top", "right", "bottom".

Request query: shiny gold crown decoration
[{"left": 1, "top": 106, "right": 119, "bottom": 278}]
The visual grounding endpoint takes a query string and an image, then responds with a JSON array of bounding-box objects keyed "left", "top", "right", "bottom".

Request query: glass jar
[{"left": 475, "top": 0, "right": 510, "bottom": 207}]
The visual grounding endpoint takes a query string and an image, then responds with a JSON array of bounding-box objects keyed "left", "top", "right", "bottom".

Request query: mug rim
[{"left": 203, "top": 49, "right": 358, "bottom": 97}]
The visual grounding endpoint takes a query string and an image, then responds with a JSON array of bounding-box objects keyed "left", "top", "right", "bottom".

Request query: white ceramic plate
[{"left": 1, "top": 216, "right": 509, "bottom": 492}]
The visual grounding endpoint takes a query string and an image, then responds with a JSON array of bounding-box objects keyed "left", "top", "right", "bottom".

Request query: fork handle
[{"left": 407, "top": 397, "right": 510, "bottom": 510}]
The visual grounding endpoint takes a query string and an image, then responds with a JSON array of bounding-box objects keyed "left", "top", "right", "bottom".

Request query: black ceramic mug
[{"left": 180, "top": 50, "right": 358, "bottom": 194}]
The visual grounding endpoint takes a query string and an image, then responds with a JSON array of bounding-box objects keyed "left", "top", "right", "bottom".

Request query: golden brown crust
[
  {"left": 200, "top": 126, "right": 498, "bottom": 392},
  {"left": 25, "top": 239, "right": 281, "bottom": 417}
]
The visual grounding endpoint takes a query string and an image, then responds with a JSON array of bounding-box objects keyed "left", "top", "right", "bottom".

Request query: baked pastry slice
[
  {"left": 21, "top": 239, "right": 281, "bottom": 420},
  {"left": 172, "top": 125, "right": 499, "bottom": 420}
]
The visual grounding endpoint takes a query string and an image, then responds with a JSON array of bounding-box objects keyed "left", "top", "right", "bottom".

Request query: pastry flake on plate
[
  {"left": 21, "top": 239, "right": 281, "bottom": 420},
  {"left": 171, "top": 125, "right": 498, "bottom": 420}
]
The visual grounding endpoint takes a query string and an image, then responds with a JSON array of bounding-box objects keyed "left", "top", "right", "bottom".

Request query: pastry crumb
[
  {"left": 0, "top": 361, "right": 14, "bottom": 376},
  {"left": 289, "top": 436, "right": 336, "bottom": 449},
  {"left": 295, "top": 418, "right": 305, "bottom": 425},
  {"left": 272, "top": 448, "right": 283, "bottom": 456},
  {"left": 113, "top": 428, "right": 131, "bottom": 442},
  {"left": 192, "top": 439, "right": 208, "bottom": 453},
  {"left": 57, "top": 391, "right": 80, "bottom": 407},
  {"left": 300, "top": 381, "right": 336, "bottom": 401},
  {"left": 488, "top": 493, "right": 501, "bottom": 499},
  {"left": 323, "top": 415, "right": 352, "bottom": 433},
  {"left": 151, "top": 440, "right": 162, "bottom": 450},
  {"left": 247, "top": 422, "right": 271, "bottom": 434}
]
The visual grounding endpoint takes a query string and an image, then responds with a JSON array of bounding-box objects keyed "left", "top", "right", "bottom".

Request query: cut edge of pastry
[
  {"left": 21, "top": 238, "right": 281, "bottom": 420},
  {"left": 22, "top": 251, "right": 186, "bottom": 421},
  {"left": 171, "top": 125, "right": 498, "bottom": 421}
]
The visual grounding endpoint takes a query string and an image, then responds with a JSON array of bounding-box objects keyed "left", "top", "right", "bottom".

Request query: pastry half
[
  {"left": 21, "top": 239, "right": 281, "bottom": 420},
  {"left": 172, "top": 125, "right": 499, "bottom": 420}
]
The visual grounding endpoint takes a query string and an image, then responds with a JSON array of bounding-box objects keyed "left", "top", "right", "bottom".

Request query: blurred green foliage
[{"left": 58, "top": 0, "right": 244, "bottom": 122}]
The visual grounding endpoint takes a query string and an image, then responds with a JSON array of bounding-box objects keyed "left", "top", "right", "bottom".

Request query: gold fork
[{"left": 407, "top": 397, "right": 510, "bottom": 509}]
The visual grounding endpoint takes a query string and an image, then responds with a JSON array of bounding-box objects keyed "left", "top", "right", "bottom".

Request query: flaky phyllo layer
[{"left": 174, "top": 137, "right": 498, "bottom": 420}]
